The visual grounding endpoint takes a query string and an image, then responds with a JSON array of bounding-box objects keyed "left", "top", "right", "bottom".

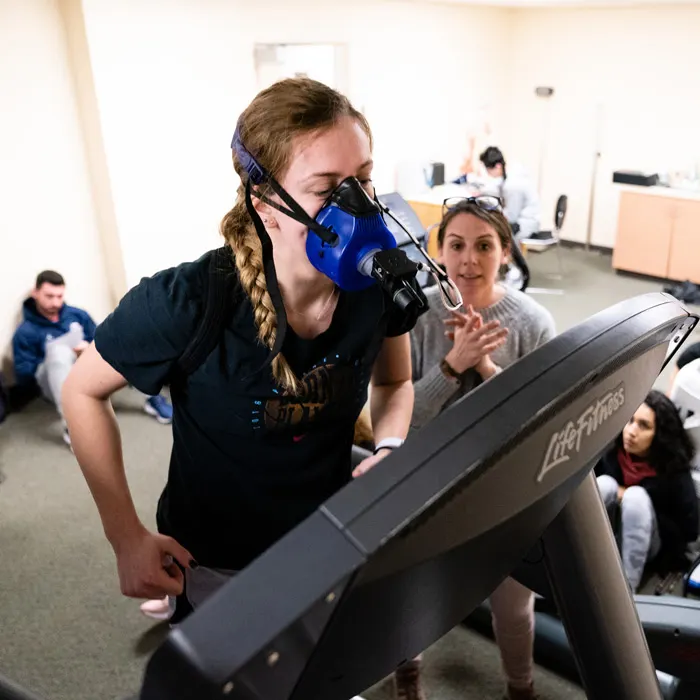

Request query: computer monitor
[
  {"left": 377, "top": 192, "right": 430, "bottom": 288},
  {"left": 133, "top": 293, "right": 695, "bottom": 700}
]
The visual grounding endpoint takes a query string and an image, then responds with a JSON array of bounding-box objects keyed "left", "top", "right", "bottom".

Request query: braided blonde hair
[{"left": 221, "top": 77, "right": 371, "bottom": 394}]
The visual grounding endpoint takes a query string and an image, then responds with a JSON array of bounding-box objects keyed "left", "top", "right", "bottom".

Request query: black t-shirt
[{"left": 95, "top": 249, "right": 413, "bottom": 569}]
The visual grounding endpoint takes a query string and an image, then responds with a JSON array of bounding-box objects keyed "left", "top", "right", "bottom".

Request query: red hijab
[{"left": 617, "top": 447, "right": 657, "bottom": 487}]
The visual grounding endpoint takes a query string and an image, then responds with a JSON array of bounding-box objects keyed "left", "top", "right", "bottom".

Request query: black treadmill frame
[{"left": 0, "top": 293, "right": 697, "bottom": 700}]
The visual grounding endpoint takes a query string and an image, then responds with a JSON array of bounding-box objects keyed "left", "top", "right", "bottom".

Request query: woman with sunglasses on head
[
  {"left": 395, "top": 197, "right": 555, "bottom": 700},
  {"left": 61, "top": 77, "right": 417, "bottom": 623}
]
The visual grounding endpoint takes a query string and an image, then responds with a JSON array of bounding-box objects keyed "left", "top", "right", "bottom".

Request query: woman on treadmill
[
  {"left": 595, "top": 391, "right": 699, "bottom": 592},
  {"left": 400, "top": 198, "right": 555, "bottom": 700},
  {"left": 62, "top": 77, "right": 415, "bottom": 622}
]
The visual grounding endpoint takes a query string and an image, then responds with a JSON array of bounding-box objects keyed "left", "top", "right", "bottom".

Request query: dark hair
[
  {"left": 480, "top": 146, "right": 505, "bottom": 170},
  {"left": 436, "top": 201, "right": 512, "bottom": 255},
  {"left": 619, "top": 390, "right": 694, "bottom": 475},
  {"left": 35, "top": 270, "right": 65, "bottom": 289}
]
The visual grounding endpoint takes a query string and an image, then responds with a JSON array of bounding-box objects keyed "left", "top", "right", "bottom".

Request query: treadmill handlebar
[{"left": 0, "top": 675, "right": 45, "bottom": 700}]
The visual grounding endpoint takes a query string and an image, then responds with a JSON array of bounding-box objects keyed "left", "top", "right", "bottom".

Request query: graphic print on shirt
[{"left": 250, "top": 354, "right": 363, "bottom": 435}]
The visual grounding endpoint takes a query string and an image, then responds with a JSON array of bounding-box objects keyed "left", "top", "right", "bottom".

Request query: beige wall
[
  {"left": 70, "top": 0, "right": 700, "bottom": 269},
  {"left": 1, "top": 0, "right": 511, "bottom": 357},
  {"left": 59, "top": 0, "right": 127, "bottom": 306},
  {"left": 506, "top": 5, "right": 700, "bottom": 246},
  {"left": 79, "top": 0, "right": 511, "bottom": 288},
  {"left": 3, "top": 0, "right": 698, "bottom": 358},
  {"left": 0, "top": 0, "right": 113, "bottom": 367}
]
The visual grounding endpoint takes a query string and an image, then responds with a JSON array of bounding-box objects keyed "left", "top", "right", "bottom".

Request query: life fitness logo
[{"left": 537, "top": 383, "right": 626, "bottom": 483}]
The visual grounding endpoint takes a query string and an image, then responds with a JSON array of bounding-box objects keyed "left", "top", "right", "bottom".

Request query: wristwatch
[
  {"left": 374, "top": 437, "right": 405, "bottom": 455},
  {"left": 440, "top": 357, "right": 461, "bottom": 382}
]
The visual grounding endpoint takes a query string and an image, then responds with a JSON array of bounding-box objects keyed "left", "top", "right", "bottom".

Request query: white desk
[{"left": 403, "top": 183, "right": 478, "bottom": 206}]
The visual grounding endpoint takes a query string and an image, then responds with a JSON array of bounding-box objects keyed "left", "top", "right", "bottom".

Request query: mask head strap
[
  {"left": 231, "top": 125, "right": 338, "bottom": 245},
  {"left": 243, "top": 181, "right": 288, "bottom": 371},
  {"left": 231, "top": 125, "right": 267, "bottom": 186},
  {"left": 231, "top": 123, "right": 290, "bottom": 373}
]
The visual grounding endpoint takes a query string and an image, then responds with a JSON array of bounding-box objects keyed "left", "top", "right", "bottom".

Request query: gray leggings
[
  {"left": 35, "top": 342, "right": 157, "bottom": 419},
  {"left": 597, "top": 474, "right": 661, "bottom": 591},
  {"left": 35, "top": 343, "right": 77, "bottom": 417}
]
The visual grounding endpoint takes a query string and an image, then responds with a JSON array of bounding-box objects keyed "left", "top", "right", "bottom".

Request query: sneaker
[
  {"left": 144, "top": 395, "right": 173, "bottom": 425},
  {"left": 394, "top": 660, "right": 425, "bottom": 700},
  {"left": 62, "top": 423, "right": 73, "bottom": 451},
  {"left": 140, "top": 596, "right": 173, "bottom": 621}
]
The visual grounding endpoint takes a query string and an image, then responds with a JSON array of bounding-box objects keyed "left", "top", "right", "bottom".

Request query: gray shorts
[{"left": 169, "top": 565, "right": 238, "bottom": 622}]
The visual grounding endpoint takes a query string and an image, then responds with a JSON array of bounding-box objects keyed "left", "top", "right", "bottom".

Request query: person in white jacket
[{"left": 479, "top": 147, "right": 541, "bottom": 241}]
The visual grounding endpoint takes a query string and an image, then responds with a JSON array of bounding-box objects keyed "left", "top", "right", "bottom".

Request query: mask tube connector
[
  {"left": 363, "top": 248, "right": 427, "bottom": 313},
  {"left": 357, "top": 248, "right": 382, "bottom": 278}
]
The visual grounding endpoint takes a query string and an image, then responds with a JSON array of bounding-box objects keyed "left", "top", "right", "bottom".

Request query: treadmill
[{"left": 1, "top": 292, "right": 699, "bottom": 700}]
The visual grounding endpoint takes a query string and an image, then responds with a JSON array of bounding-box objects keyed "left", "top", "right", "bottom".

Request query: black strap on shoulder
[
  {"left": 176, "top": 247, "right": 238, "bottom": 378},
  {"left": 245, "top": 181, "right": 288, "bottom": 372}
]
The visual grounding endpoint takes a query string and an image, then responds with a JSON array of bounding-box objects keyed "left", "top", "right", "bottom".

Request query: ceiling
[{"left": 423, "top": 0, "right": 700, "bottom": 7}]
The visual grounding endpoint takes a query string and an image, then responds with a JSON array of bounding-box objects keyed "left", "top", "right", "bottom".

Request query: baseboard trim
[
  {"left": 612, "top": 268, "right": 673, "bottom": 285},
  {"left": 556, "top": 240, "right": 678, "bottom": 285},
  {"left": 558, "top": 239, "right": 613, "bottom": 255}
]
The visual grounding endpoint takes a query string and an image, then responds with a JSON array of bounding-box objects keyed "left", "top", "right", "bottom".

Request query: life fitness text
[{"left": 537, "top": 383, "right": 626, "bottom": 482}]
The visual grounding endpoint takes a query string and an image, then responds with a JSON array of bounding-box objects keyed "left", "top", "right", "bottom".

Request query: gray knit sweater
[{"left": 410, "top": 285, "right": 556, "bottom": 430}]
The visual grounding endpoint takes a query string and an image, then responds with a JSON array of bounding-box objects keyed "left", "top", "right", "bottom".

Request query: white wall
[
  {"left": 76, "top": 0, "right": 700, "bottom": 261},
  {"left": 7, "top": 0, "right": 695, "bottom": 364},
  {"left": 506, "top": 5, "right": 700, "bottom": 246},
  {"left": 79, "top": 0, "right": 511, "bottom": 287},
  {"left": 0, "top": 0, "right": 113, "bottom": 365}
]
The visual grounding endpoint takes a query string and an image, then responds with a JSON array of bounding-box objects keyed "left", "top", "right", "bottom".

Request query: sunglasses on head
[{"left": 442, "top": 195, "right": 503, "bottom": 215}]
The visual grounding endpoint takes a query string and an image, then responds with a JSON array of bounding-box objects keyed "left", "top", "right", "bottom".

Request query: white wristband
[{"left": 374, "top": 437, "right": 405, "bottom": 454}]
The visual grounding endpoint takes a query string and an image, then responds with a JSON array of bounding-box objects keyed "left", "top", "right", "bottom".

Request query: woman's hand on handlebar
[{"left": 112, "top": 525, "right": 196, "bottom": 599}]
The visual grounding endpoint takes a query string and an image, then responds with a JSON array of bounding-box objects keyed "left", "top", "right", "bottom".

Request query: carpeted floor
[{"left": 0, "top": 247, "right": 694, "bottom": 700}]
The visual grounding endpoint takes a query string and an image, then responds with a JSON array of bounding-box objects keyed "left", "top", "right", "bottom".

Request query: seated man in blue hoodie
[{"left": 12, "top": 270, "right": 172, "bottom": 447}]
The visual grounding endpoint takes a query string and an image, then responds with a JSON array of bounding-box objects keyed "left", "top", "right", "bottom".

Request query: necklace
[{"left": 286, "top": 285, "right": 338, "bottom": 321}]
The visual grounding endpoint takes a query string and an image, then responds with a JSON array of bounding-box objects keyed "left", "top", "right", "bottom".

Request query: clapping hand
[{"left": 443, "top": 305, "right": 507, "bottom": 378}]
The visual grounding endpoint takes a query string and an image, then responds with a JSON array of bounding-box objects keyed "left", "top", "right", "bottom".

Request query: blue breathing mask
[
  {"left": 305, "top": 177, "right": 461, "bottom": 313},
  {"left": 307, "top": 177, "right": 397, "bottom": 292},
  {"left": 231, "top": 122, "right": 460, "bottom": 329}
]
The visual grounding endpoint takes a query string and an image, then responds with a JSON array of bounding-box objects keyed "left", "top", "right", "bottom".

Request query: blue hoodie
[{"left": 12, "top": 298, "right": 96, "bottom": 385}]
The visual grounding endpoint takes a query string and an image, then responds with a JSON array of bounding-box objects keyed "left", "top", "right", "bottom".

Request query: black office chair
[
  {"left": 684, "top": 554, "right": 700, "bottom": 598},
  {"left": 508, "top": 231, "right": 531, "bottom": 292},
  {"left": 555, "top": 194, "right": 568, "bottom": 229},
  {"left": 523, "top": 194, "right": 567, "bottom": 294}
]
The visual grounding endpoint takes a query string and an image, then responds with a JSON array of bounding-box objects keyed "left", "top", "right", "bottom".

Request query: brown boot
[
  {"left": 504, "top": 682, "right": 538, "bottom": 700},
  {"left": 394, "top": 659, "right": 426, "bottom": 700}
]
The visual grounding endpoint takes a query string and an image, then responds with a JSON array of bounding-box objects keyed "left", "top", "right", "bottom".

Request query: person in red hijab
[{"left": 595, "top": 390, "right": 698, "bottom": 591}]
